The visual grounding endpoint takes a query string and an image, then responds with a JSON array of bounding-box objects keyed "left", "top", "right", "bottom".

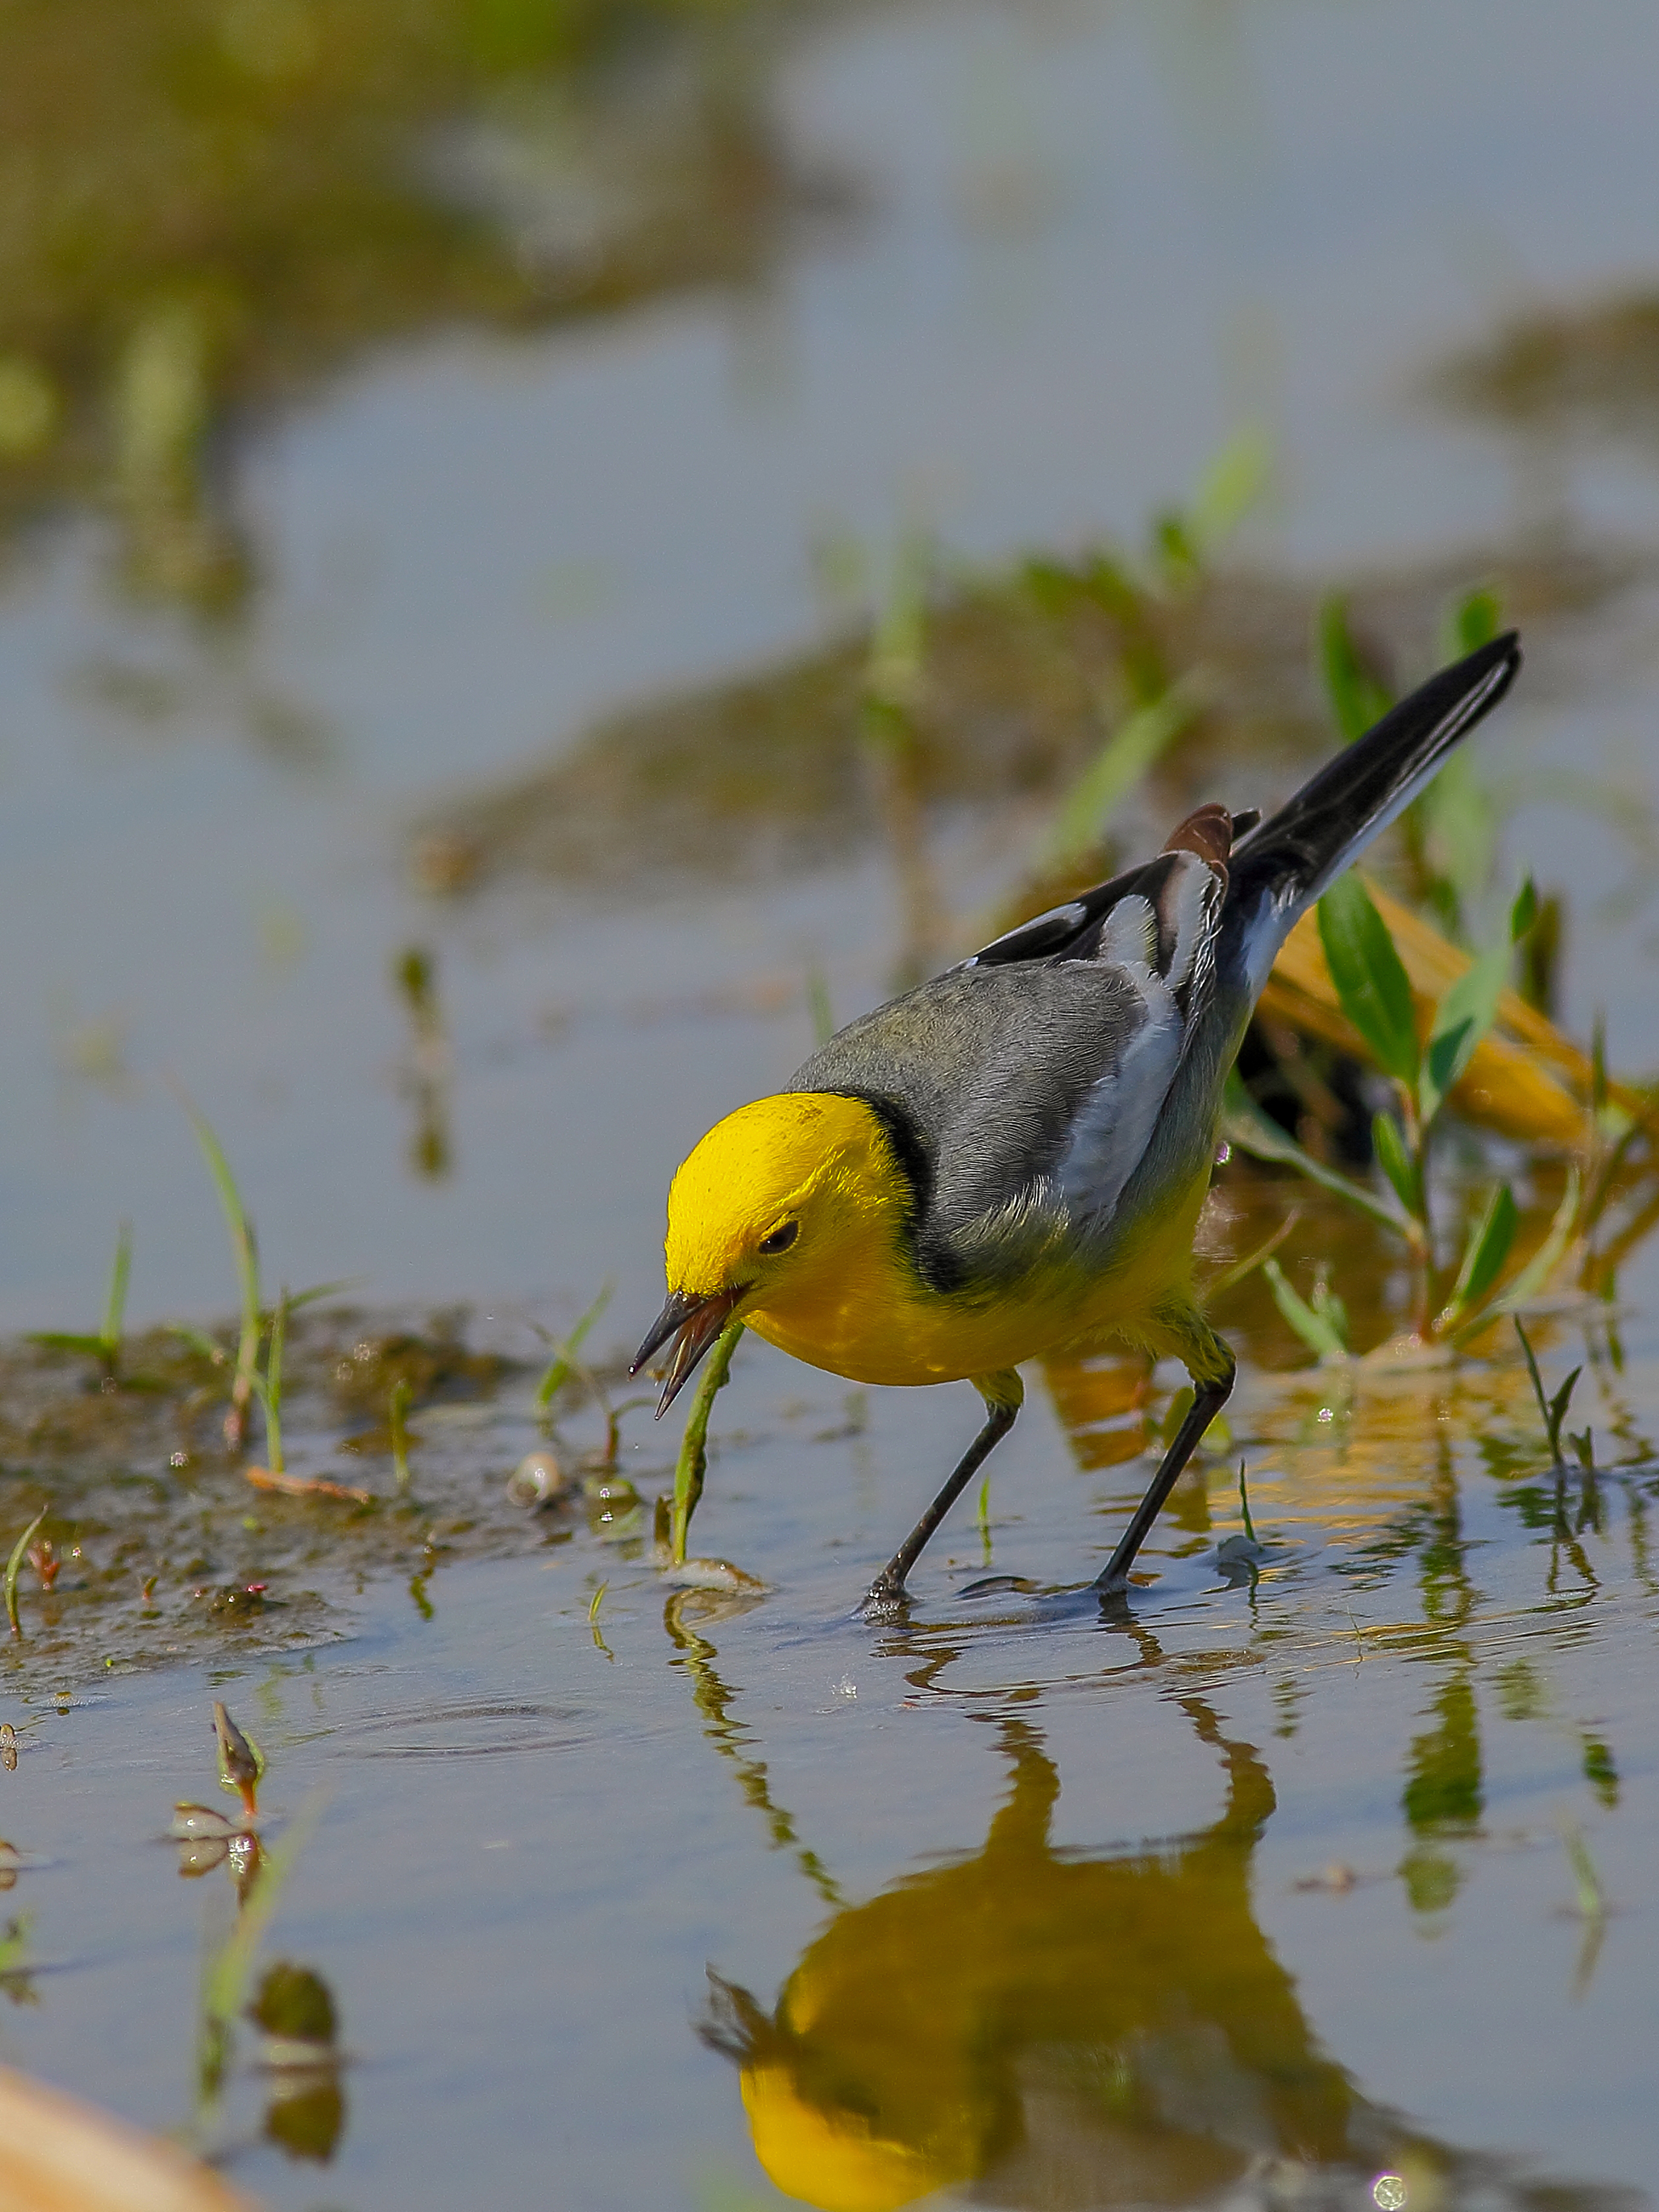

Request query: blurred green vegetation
[{"left": 0, "top": 0, "right": 813, "bottom": 603}]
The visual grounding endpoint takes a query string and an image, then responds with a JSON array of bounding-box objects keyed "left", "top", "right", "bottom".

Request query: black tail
[{"left": 1225, "top": 631, "right": 1521, "bottom": 983}]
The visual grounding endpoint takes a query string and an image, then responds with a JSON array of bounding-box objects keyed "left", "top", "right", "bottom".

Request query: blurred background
[
  {"left": 14, "top": 12, "right": 1659, "bottom": 2209},
  {"left": 4, "top": 0, "right": 1659, "bottom": 1338}
]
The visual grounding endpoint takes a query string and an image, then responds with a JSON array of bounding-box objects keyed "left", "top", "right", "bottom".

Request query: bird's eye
[{"left": 757, "top": 1220, "right": 799, "bottom": 1255}]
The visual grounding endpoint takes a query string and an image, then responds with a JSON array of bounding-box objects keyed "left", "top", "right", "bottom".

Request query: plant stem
[
  {"left": 389, "top": 1378, "right": 412, "bottom": 1494},
  {"left": 4, "top": 1508, "right": 48, "bottom": 1640},
  {"left": 100, "top": 1219, "right": 132, "bottom": 1376},
  {"left": 671, "top": 1321, "right": 743, "bottom": 1565}
]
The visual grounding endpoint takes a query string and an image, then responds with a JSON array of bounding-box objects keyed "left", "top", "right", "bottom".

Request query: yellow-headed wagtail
[{"left": 633, "top": 633, "right": 1521, "bottom": 1614}]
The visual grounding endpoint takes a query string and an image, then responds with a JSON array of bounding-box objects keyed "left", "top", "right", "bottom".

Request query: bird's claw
[{"left": 857, "top": 1575, "right": 910, "bottom": 1624}]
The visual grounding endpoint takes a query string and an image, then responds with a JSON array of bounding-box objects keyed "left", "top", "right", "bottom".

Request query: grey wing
[{"left": 790, "top": 845, "right": 1227, "bottom": 1280}]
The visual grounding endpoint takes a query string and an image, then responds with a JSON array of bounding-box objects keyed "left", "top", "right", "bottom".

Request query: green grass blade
[
  {"left": 1440, "top": 1183, "right": 1519, "bottom": 1328},
  {"left": 1420, "top": 944, "right": 1507, "bottom": 1126},
  {"left": 1547, "top": 1366, "right": 1585, "bottom": 1461},
  {"left": 202, "top": 1791, "right": 325, "bottom": 2029},
  {"left": 1318, "top": 875, "right": 1421, "bottom": 1087},
  {"left": 260, "top": 1289, "right": 288, "bottom": 1476},
  {"left": 4, "top": 1506, "right": 48, "bottom": 1640},
  {"left": 1221, "top": 1072, "right": 1405, "bottom": 1236},
  {"left": 389, "top": 1378, "right": 413, "bottom": 1495},
  {"left": 178, "top": 1092, "right": 259, "bottom": 1331},
  {"left": 536, "top": 1281, "right": 613, "bottom": 1412},
  {"left": 1488, "top": 1165, "right": 1582, "bottom": 1321},
  {"left": 1443, "top": 584, "right": 1502, "bottom": 660},
  {"left": 286, "top": 1278, "right": 359, "bottom": 1312},
  {"left": 1318, "top": 596, "right": 1394, "bottom": 744},
  {"left": 1513, "top": 1318, "right": 1554, "bottom": 1447},
  {"left": 1189, "top": 426, "right": 1271, "bottom": 556},
  {"left": 1048, "top": 681, "right": 1200, "bottom": 869},
  {"left": 1371, "top": 1112, "right": 1419, "bottom": 1216},
  {"left": 1263, "top": 1258, "right": 1348, "bottom": 1363},
  {"left": 100, "top": 1219, "right": 132, "bottom": 1365},
  {"left": 1203, "top": 1209, "right": 1300, "bottom": 1301}
]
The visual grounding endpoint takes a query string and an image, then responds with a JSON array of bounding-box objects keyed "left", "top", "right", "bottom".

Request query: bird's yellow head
[{"left": 631, "top": 1092, "right": 909, "bottom": 1411}]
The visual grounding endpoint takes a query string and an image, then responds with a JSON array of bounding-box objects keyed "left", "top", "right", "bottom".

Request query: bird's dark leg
[
  {"left": 1094, "top": 1338, "right": 1235, "bottom": 1597},
  {"left": 860, "top": 1371, "right": 1023, "bottom": 1620}
]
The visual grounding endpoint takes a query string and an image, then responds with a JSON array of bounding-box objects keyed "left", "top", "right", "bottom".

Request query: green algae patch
[
  {"left": 409, "top": 534, "right": 1642, "bottom": 906},
  {"left": 0, "top": 1310, "right": 589, "bottom": 1687}
]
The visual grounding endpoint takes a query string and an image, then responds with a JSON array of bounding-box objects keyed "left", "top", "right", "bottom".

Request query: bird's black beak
[{"left": 630, "top": 1287, "right": 744, "bottom": 1417}]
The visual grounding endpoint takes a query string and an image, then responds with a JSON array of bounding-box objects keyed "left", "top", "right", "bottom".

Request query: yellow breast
[{"left": 745, "top": 1166, "right": 1212, "bottom": 1388}]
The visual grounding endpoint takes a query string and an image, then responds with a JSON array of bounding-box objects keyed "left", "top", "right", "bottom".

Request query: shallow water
[
  {"left": 8, "top": 1306, "right": 1659, "bottom": 2208},
  {"left": 4, "top": 0, "right": 1659, "bottom": 2205}
]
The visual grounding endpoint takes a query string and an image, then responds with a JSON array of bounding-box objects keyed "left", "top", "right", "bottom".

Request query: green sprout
[
  {"left": 176, "top": 1092, "right": 349, "bottom": 1452},
  {"left": 535, "top": 1280, "right": 613, "bottom": 1414},
  {"left": 389, "top": 1377, "right": 413, "bottom": 1495},
  {"left": 4, "top": 1507, "right": 48, "bottom": 1640},
  {"left": 1237, "top": 1460, "right": 1257, "bottom": 1547},
  {"left": 180, "top": 1092, "right": 263, "bottom": 1451},
  {"left": 1229, "top": 864, "right": 1554, "bottom": 1352},
  {"left": 30, "top": 1218, "right": 132, "bottom": 1380},
  {"left": 1263, "top": 1258, "right": 1350, "bottom": 1363},
  {"left": 1514, "top": 1317, "right": 1586, "bottom": 1473},
  {"left": 249, "top": 1288, "right": 290, "bottom": 1479}
]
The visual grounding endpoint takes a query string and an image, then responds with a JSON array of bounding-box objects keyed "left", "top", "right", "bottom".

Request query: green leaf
[
  {"left": 1443, "top": 585, "right": 1502, "bottom": 659},
  {"left": 100, "top": 1219, "right": 132, "bottom": 1360},
  {"left": 1048, "top": 680, "right": 1201, "bottom": 869},
  {"left": 26, "top": 1331, "right": 108, "bottom": 1358},
  {"left": 1547, "top": 1366, "right": 1584, "bottom": 1460},
  {"left": 1487, "top": 1165, "right": 1582, "bottom": 1321},
  {"left": 1263, "top": 1258, "right": 1349, "bottom": 1362},
  {"left": 1318, "top": 596, "right": 1393, "bottom": 744},
  {"left": 1419, "top": 943, "right": 1508, "bottom": 1126},
  {"left": 1417, "top": 750, "right": 1495, "bottom": 939},
  {"left": 1509, "top": 875, "right": 1538, "bottom": 944},
  {"left": 1371, "top": 1112, "right": 1419, "bottom": 1217},
  {"left": 1514, "top": 1315, "right": 1552, "bottom": 1437},
  {"left": 1440, "top": 1183, "right": 1519, "bottom": 1326},
  {"left": 1189, "top": 426, "right": 1272, "bottom": 555},
  {"left": 1309, "top": 1270, "right": 1351, "bottom": 1352},
  {"left": 4, "top": 1505, "right": 48, "bottom": 1639},
  {"left": 1318, "top": 875, "right": 1421, "bottom": 1087},
  {"left": 286, "top": 1278, "right": 359, "bottom": 1313},
  {"left": 167, "top": 1323, "right": 225, "bottom": 1365},
  {"left": 1220, "top": 1073, "right": 1405, "bottom": 1236},
  {"left": 536, "top": 1280, "right": 614, "bottom": 1411}
]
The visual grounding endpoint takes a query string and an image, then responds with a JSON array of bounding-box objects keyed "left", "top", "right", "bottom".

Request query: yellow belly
[{"left": 745, "top": 1172, "right": 1211, "bottom": 1388}]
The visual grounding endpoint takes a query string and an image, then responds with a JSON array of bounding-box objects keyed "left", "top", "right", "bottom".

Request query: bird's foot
[
  {"left": 1092, "top": 1569, "right": 1134, "bottom": 1612},
  {"left": 856, "top": 1572, "right": 911, "bottom": 1624}
]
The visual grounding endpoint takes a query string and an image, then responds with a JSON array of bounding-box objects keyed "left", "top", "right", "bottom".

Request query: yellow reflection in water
[{"left": 704, "top": 1715, "right": 1622, "bottom": 2212}]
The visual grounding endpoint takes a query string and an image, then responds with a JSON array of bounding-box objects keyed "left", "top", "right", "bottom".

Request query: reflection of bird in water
[
  {"left": 702, "top": 1710, "right": 1631, "bottom": 2212},
  {"left": 635, "top": 637, "right": 1520, "bottom": 1614}
]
